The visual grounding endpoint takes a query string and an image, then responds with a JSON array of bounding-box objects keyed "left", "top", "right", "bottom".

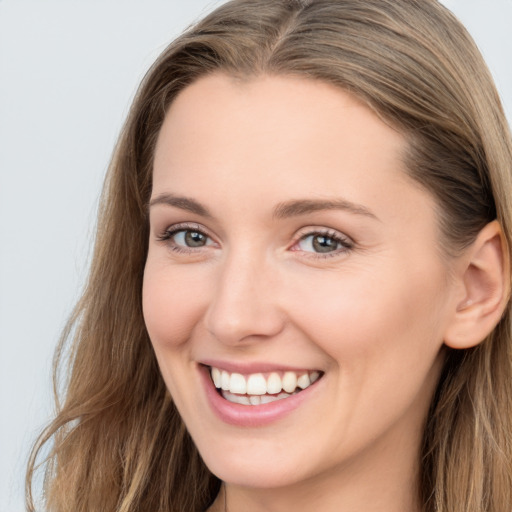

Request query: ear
[{"left": 444, "top": 220, "right": 510, "bottom": 349}]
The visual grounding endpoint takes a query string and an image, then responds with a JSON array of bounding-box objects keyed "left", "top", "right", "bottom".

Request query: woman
[{"left": 27, "top": 0, "right": 512, "bottom": 511}]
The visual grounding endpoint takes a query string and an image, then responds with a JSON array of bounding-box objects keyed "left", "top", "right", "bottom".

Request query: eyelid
[{"left": 157, "top": 221, "right": 203, "bottom": 238}]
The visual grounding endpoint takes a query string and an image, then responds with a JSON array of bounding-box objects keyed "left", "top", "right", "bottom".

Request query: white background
[{"left": 1, "top": 1, "right": 511, "bottom": 510}]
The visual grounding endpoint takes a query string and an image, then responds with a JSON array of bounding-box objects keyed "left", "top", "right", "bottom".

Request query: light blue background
[{"left": 1, "top": 1, "right": 511, "bottom": 510}]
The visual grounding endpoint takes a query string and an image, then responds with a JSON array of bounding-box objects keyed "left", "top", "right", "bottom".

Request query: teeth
[
  {"left": 260, "top": 394, "right": 278, "bottom": 405},
  {"left": 221, "top": 371, "right": 230, "bottom": 391},
  {"left": 223, "top": 390, "right": 295, "bottom": 405},
  {"left": 297, "top": 373, "right": 311, "bottom": 389},
  {"left": 229, "top": 373, "right": 246, "bottom": 394},
  {"left": 259, "top": 393, "right": 292, "bottom": 404},
  {"left": 210, "top": 366, "right": 322, "bottom": 400},
  {"left": 249, "top": 395, "right": 261, "bottom": 405},
  {"left": 282, "top": 371, "right": 297, "bottom": 393},
  {"left": 246, "top": 373, "right": 267, "bottom": 395},
  {"left": 266, "top": 372, "right": 282, "bottom": 394},
  {"left": 211, "top": 367, "right": 221, "bottom": 388},
  {"left": 222, "top": 391, "right": 251, "bottom": 405}
]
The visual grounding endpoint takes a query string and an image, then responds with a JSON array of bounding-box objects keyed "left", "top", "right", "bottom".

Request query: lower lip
[{"left": 199, "top": 365, "right": 322, "bottom": 427}]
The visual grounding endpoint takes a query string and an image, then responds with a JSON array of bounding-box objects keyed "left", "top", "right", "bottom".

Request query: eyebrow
[
  {"left": 148, "top": 193, "right": 213, "bottom": 218},
  {"left": 148, "top": 193, "right": 378, "bottom": 221},
  {"left": 273, "top": 198, "right": 378, "bottom": 220}
]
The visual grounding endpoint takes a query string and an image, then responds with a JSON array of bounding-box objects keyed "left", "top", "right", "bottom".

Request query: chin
[
  {"left": 203, "top": 453, "right": 311, "bottom": 490},
  {"left": 190, "top": 426, "right": 330, "bottom": 491}
]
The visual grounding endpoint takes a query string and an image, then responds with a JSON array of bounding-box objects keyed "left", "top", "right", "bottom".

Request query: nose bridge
[{"left": 204, "top": 244, "right": 284, "bottom": 345}]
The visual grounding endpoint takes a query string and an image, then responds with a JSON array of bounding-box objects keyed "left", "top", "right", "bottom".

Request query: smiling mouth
[{"left": 209, "top": 367, "right": 323, "bottom": 406}]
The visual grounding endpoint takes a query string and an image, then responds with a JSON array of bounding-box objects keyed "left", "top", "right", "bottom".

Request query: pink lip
[
  {"left": 198, "top": 364, "right": 322, "bottom": 427},
  {"left": 200, "top": 359, "right": 315, "bottom": 374}
]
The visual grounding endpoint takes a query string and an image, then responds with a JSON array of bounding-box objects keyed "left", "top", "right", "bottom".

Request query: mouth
[{"left": 209, "top": 366, "right": 323, "bottom": 406}]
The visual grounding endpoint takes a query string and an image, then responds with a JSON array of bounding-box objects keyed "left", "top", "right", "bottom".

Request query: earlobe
[{"left": 444, "top": 220, "right": 510, "bottom": 349}]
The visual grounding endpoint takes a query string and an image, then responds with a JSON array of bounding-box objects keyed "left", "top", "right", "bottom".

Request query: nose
[{"left": 203, "top": 249, "right": 285, "bottom": 346}]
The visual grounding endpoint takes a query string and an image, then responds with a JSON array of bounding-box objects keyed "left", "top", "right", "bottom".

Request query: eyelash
[
  {"left": 156, "top": 223, "right": 214, "bottom": 254},
  {"left": 291, "top": 228, "right": 354, "bottom": 259},
  {"left": 156, "top": 224, "right": 354, "bottom": 258}
]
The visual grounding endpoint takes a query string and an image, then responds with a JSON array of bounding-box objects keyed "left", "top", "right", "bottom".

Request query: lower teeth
[{"left": 222, "top": 390, "right": 298, "bottom": 406}]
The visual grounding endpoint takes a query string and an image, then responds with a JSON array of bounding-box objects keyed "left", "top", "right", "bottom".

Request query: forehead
[
  {"left": 155, "top": 74, "right": 405, "bottom": 181},
  {"left": 156, "top": 73, "right": 405, "bottom": 156},
  {"left": 152, "top": 73, "right": 434, "bottom": 231}
]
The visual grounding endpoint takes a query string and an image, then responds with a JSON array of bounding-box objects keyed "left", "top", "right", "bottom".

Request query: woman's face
[{"left": 143, "top": 74, "right": 460, "bottom": 491}]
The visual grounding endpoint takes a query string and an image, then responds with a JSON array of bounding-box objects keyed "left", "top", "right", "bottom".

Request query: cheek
[
  {"left": 287, "top": 259, "right": 448, "bottom": 379},
  {"left": 142, "top": 260, "right": 211, "bottom": 414},
  {"left": 142, "top": 259, "right": 208, "bottom": 349},
  {"left": 283, "top": 262, "right": 448, "bottom": 447}
]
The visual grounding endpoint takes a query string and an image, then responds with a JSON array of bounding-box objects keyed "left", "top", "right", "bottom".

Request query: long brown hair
[{"left": 27, "top": 1, "right": 512, "bottom": 511}]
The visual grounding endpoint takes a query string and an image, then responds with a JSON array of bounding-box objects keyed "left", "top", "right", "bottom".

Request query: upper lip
[{"left": 199, "top": 359, "right": 321, "bottom": 374}]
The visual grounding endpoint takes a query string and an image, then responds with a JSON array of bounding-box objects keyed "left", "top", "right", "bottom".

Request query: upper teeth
[{"left": 210, "top": 367, "right": 320, "bottom": 395}]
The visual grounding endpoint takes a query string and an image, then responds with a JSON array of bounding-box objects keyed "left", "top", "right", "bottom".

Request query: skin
[{"left": 143, "top": 73, "right": 467, "bottom": 512}]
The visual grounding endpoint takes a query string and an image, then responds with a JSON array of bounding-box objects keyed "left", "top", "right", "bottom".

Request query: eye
[
  {"left": 157, "top": 224, "right": 216, "bottom": 253},
  {"left": 293, "top": 229, "right": 353, "bottom": 256},
  {"left": 173, "top": 229, "right": 210, "bottom": 248}
]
